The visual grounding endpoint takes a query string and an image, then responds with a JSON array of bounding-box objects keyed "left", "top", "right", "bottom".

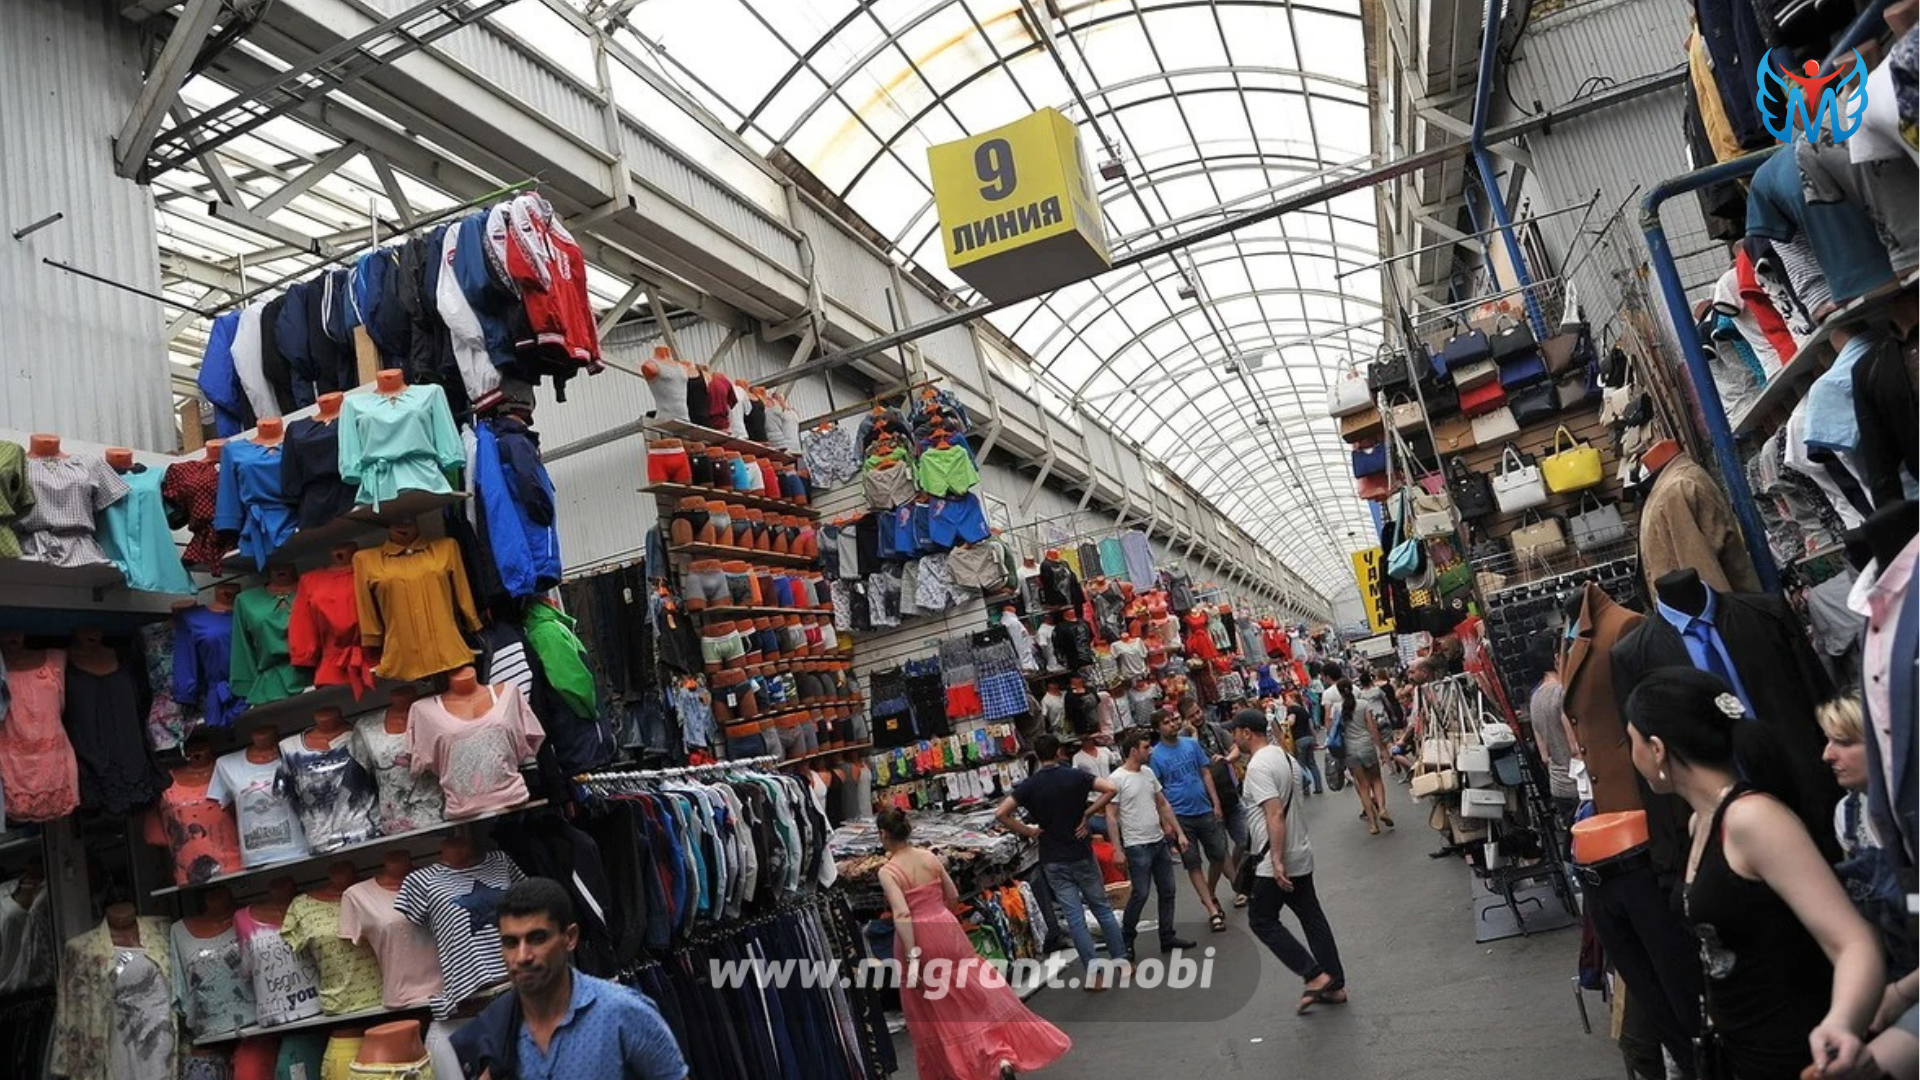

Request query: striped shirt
[{"left": 394, "top": 851, "right": 525, "bottom": 1018}]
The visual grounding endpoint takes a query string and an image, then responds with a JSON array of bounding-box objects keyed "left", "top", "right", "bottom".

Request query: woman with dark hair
[
  {"left": 875, "top": 806, "right": 1071, "bottom": 1080},
  {"left": 1343, "top": 673, "right": 1393, "bottom": 834},
  {"left": 1624, "top": 668, "right": 1882, "bottom": 1079}
]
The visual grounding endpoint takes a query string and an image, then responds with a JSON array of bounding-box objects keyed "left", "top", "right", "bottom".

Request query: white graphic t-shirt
[
  {"left": 208, "top": 750, "right": 309, "bottom": 868},
  {"left": 234, "top": 907, "right": 321, "bottom": 1027}
]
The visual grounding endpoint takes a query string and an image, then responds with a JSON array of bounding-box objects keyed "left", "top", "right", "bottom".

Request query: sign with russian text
[
  {"left": 927, "top": 108, "right": 1111, "bottom": 301},
  {"left": 1351, "top": 548, "right": 1394, "bottom": 634}
]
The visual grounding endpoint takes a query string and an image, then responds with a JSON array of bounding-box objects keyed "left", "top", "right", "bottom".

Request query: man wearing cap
[{"left": 1227, "top": 707, "right": 1349, "bottom": 1015}]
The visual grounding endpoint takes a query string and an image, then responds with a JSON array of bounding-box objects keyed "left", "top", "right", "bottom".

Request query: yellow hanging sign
[
  {"left": 1351, "top": 548, "right": 1395, "bottom": 634},
  {"left": 926, "top": 107, "right": 1111, "bottom": 301}
]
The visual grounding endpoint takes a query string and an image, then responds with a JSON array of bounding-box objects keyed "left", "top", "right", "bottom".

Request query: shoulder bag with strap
[{"left": 1231, "top": 769, "right": 1294, "bottom": 896}]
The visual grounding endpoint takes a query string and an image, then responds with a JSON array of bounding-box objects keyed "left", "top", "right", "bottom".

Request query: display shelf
[
  {"left": 740, "top": 656, "right": 850, "bottom": 677},
  {"left": 0, "top": 829, "right": 45, "bottom": 857},
  {"left": 645, "top": 418, "right": 798, "bottom": 465},
  {"left": 194, "top": 1002, "right": 432, "bottom": 1047},
  {"left": 639, "top": 482, "right": 818, "bottom": 519},
  {"left": 691, "top": 604, "right": 828, "bottom": 618},
  {"left": 777, "top": 741, "right": 873, "bottom": 768},
  {"left": 667, "top": 541, "right": 820, "bottom": 567},
  {"left": 217, "top": 489, "right": 470, "bottom": 573},
  {"left": 873, "top": 753, "right": 1019, "bottom": 789},
  {"left": 751, "top": 697, "right": 864, "bottom": 723},
  {"left": 1793, "top": 540, "right": 1848, "bottom": 566},
  {"left": 215, "top": 677, "right": 424, "bottom": 744},
  {"left": 152, "top": 800, "right": 548, "bottom": 898},
  {"left": 1731, "top": 271, "right": 1919, "bottom": 437},
  {"left": 0, "top": 559, "right": 192, "bottom": 632}
]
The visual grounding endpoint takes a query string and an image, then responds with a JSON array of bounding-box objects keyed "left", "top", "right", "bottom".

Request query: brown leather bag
[{"left": 1431, "top": 413, "right": 1475, "bottom": 454}]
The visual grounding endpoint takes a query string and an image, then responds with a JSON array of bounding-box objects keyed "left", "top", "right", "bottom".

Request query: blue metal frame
[
  {"left": 1639, "top": 151, "right": 1783, "bottom": 593},
  {"left": 1471, "top": 0, "right": 1550, "bottom": 339}
]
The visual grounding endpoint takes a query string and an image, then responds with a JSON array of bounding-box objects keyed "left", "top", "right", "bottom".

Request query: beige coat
[{"left": 1637, "top": 453, "right": 1762, "bottom": 598}]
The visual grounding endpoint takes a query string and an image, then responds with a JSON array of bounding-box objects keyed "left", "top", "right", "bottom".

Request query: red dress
[{"left": 894, "top": 879, "right": 1071, "bottom": 1080}]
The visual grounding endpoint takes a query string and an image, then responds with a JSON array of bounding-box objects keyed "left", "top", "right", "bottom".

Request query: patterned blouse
[
  {"left": 161, "top": 459, "right": 224, "bottom": 569},
  {"left": 51, "top": 916, "right": 175, "bottom": 1080}
]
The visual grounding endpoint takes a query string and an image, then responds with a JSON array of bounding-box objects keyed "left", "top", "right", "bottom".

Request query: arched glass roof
[{"left": 624, "top": 0, "right": 1386, "bottom": 597}]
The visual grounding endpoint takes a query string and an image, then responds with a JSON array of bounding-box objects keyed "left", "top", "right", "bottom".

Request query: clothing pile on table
[{"left": 198, "top": 191, "right": 604, "bottom": 433}]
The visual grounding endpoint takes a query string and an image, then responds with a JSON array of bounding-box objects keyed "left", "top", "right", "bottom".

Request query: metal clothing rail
[{"left": 575, "top": 755, "right": 781, "bottom": 785}]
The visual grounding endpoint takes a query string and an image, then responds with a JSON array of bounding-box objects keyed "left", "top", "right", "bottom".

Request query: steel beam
[{"left": 115, "top": 0, "right": 223, "bottom": 178}]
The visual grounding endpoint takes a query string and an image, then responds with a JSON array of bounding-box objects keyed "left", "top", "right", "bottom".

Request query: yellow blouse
[{"left": 353, "top": 537, "right": 482, "bottom": 683}]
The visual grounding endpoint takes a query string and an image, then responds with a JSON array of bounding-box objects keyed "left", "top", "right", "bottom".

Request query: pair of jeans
[
  {"left": 1246, "top": 873, "right": 1345, "bottom": 987},
  {"left": 1293, "top": 739, "right": 1325, "bottom": 792},
  {"left": 1122, "top": 840, "right": 1181, "bottom": 947},
  {"left": 1042, "top": 856, "right": 1128, "bottom": 969},
  {"left": 1585, "top": 861, "right": 1702, "bottom": 1067}
]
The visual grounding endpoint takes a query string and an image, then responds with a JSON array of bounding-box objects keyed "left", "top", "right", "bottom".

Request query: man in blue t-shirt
[
  {"left": 998, "top": 734, "right": 1130, "bottom": 988},
  {"left": 1150, "top": 708, "right": 1228, "bottom": 931}
]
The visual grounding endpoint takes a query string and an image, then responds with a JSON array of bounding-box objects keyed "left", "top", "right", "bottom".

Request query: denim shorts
[{"left": 1176, "top": 812, "right": 1230, "bottom": 869}]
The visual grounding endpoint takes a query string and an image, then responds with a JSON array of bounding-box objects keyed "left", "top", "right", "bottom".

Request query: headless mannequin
[
  {"left": 387, "top": 518, "right": 420, "bottom": 549},
  {"left": 375, "top": 850, "right": 412, "bottom": 890},
  {"left": 172, "top": 737, "right": 215, "bottom": 789},
  {"left": 12, "top": 858, "right": 44, "bottom": 912},
  {"left": 1654, "top": 569, "right": 1708, "bottom": 617},
  {"left": 305, "top": 707, "right": 348, "bottom": 751},
  {"left": 250, "top": 876, "right": 298, "bottom": 925},
  {"left": 265, "top": 563, "right": 298, "bottom": 595},
  {"left": 375, "top": 369, "right": 406, "bottom": 396},
  {"left": 357, "top": 1019, "right": 427, "bottom": 1065},
  {"left": 67, "top": 627, "right": 118, "bottom": 677},
  {"left": 329, "top": 542, "right": 355, "bottom": 569},
  {"left": 203, "top": 439, "right": 224, "bottom": 465},
  {"left": 208, "top": 582, "right": 240, "bottom": 614},
  {"left": 439, "top": 666, "right": 497, "bottom": 720},
  {"left": 314, "top": 392, "right": 343, "bottom": 423},
  {"left": 105, "top": 902, "right": 141, "bottom": 948},
  {"left": 184, "top": 888, "right": 237, "bottom": 938},
  {"left": 104, "top": 448, "right": 138, "bottom": 473},
  {"left": 253, "top": 417, "right": 284, "bottom": 449},
  {"left": 0, "top": 632, "right": 42, "bottom": 673},
  {"left": 246, "top": 725, "right": 281, "bottom": 767},
  {"left": 383, "top": 688, "right": 416, "bottom": 736},
  {"left": 439, "top": 832, "right": 479, "bottom": 871},
  {"left": 26, "top": 435, "right": 62, "bottom": 459},
  {"left": 310, "top": 861, "right": 357, "bottom": 902}
]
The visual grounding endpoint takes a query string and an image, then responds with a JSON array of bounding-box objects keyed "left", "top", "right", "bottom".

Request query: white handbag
[
  {"left": 1328, "top": 361, "right": 1374, "bottom": 418},
  {"left": 1461, "top": 787, "right": 1508, "bottom": 821},
  {"left": 1411, "top": 767, "right": 1460, "bottom": 798},
  {"left": 1411, "top": 491, "right": 1455, "bottom": 539},
  {"left": 1456, "top": 744, "right": 1492, "bottom": 783},
  {"left": 1479, "top": 720, "right": 1517, "bottom": 750},
  {"left": 1493, "top": 445, "right": 1549, "bottom": 513},
  {"left": 1470, "top": 406, "right": 1520, "bottom": 445}
]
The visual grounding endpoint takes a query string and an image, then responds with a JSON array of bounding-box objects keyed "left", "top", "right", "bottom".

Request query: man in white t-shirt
[
  {"left": 1111, "top": 729, "right": 1196, "bottom": 957},
  {"left": 1072, "top": 736, "right": 1119, "bottom": 779},
  {"left": 1228, "top": 708, "right": 1348, "bottom": 1013}
]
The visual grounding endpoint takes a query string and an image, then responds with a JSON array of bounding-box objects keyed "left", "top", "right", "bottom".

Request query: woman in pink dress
[{"left": 877, "top": 807, "right": 1072, "bottom": 1080}]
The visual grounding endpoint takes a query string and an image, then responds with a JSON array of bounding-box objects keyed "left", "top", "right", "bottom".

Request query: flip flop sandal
[
  {"left": 1233, "top": 893, "right": 1248, "bottom": 908},
  {"left": 1209, "top": 911, "right": 1226, "bottom": 932},
  {"left": 1296, "top": 987, "right": 1348, "bottom": 1014}
]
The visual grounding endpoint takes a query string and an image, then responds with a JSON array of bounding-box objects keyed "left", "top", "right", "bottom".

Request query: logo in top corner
[{"left": 1756, "top": 49, "right": 1869, "bottom": 143}]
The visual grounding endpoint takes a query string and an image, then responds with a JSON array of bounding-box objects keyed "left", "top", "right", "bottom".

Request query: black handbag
[
  {"left": 1368, "top": 343, "right": 1430, "bottom": 394},
  {"left": 1448, "top": 456, "right": 1497, "bottom": 520},
  {"left": 1489, "top": 317, "right": 1537, "bottom": 364},
  {"left": 1423, "top": 379, "right": 1461, "bottom": 418},
  {"left": 1510, "top": 382, "right": 1558, "bottom": 425}
]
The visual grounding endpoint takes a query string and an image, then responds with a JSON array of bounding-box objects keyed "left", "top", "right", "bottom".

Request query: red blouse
[
  {"left": 162, "top": 459, "right": 224, "bottom": 568},
  {"left": 288, "top": 565, "right": 374, "bottom": 698}
]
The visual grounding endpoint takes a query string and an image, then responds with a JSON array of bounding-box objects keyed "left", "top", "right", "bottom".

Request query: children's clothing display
[
  {"left": 288, "top": 566, "right": 375, "bottom": 698},
  {"left": 394, "top": 851, "right": 525, "bottom": 1018},
  {"left": 17, "top": 453, "right": 129, "bottom": 568},
  {"left": 98, "top": 465, "right": 193, "bottom": 593},
  {"left": 404, "top": 684, "right": 543, "bottom": 819},
  {"left": 278, "top": 730, "right": 381, "bottom": 854},
  {"left": 353, "top": 537, "right": 482, "bottom": 682},
  {"left": 337, "top": 879, "right": 443, "bottom": 1009},
  {"left": 279, "top": 417, "right": 357, "bottom": 529},
  {"left": 213, "top": 439, "right": 298, "bottom": 569},
  {"left": 50, "top": 916, "right": 174, "bottom": 1080},
  {"left": 338, "top": 384, "right": 463, "bottom": 510},
  {"left": 173, "top": 605, "right": 244, "bottom": 729},
  {"left": 208, "top": 750, "right": 309, "bottom": 869},
  {"left": 349, "top": 714, "right": 446, "bottom": 835},
  {"left": 231, "top": 587, "right": 310, "bottom": 706},
  {"left": 145, "top": 776, "right": 244, "bottom": 886},
  {"left": 169, "top": 922, "right": 254, "bottom": 1040},
  {"left": 0, "top": 649, "right": 80, "bottom": 821},
  {"left": 234, "top": 908, "right": 321, "bottom": 1028},
  {"left": 279, "top": 894, "right": 382, "bottom": 1016}
]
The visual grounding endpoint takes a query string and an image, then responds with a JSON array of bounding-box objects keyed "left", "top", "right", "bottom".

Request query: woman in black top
[{"left": 1626, "top": 669, "right": 1882, "bottom": 1079}]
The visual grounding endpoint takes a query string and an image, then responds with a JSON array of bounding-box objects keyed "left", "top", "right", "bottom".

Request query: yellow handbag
[{"left": 1541, "top": 425, "right": 1603, "bottom": 492}]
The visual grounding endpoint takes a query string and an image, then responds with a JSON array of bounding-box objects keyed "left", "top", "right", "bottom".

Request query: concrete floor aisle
[{"left": 889, "top": 783, "right": 1624, "bottom": 1080}]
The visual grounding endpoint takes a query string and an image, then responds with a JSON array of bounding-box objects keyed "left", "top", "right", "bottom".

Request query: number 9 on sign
[{"left": 975, "top": 138, "right": 1015, "bottom": 200}]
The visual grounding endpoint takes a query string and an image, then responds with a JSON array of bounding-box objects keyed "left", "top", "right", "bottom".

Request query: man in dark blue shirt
[
  {"left": 998, "top": 734, "right": 1130, "bottom": 989},
  {"left": 452, "top": 878, "right": 687, "bottom": 1080}
]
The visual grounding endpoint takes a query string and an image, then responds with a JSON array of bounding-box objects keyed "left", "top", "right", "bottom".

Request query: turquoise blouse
[
  {"left": 99, "top": 466, "right": 193, "bottom": 594},
  {"left": 338, "top": 385, "right": 463, "bottom": 510}
]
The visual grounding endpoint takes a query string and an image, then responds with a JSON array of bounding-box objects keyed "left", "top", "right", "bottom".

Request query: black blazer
[{"left": 1612, "top": 591, "right": 1841, "bottom": 864}]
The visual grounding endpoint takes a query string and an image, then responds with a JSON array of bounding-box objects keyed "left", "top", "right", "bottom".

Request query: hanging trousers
[{"left": 1583, "top": 860, "right": 1701, "bottom": 1069}]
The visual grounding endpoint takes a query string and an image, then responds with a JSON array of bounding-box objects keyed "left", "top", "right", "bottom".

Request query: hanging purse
[
  {"left": 1461, "top": 787, "right": 1508, "bottom": 819},
  {"left": 1541, "top": 425, "right": 1604, "bottom": 492},
  {"left": 1351, "top": 443, "right": 1388, "bottom": 477},
  {"left": 1431, "top": 414, "right": 1476, "bottom": 454},
  {"left": 1368, "top": 345, "right": 1413, "bottom": 394},
  {"left": 1340, "top": 406, "right": 1385, "bottom": 444},
  {"left": 1471, "top": 405, "right": 1520, "bottom": 444},
  {"left": 1423, "top": 380, "right": 1461, "bottom": 418},
  {"left": 1387, "top": 488, "right": 1428, "bottom": 580},
  {"left": 1439, "top": 327, "right": 1491, "bottom": 378},
  {"left": 1452, "top": 357, "right": 1499, "bottom": 391},
  {"left": 1569, "top": 493, "right": 1628, "bottom": 551},
  {"left": 1539, "top": 329, "right": 1590, "bottom": 376},
  {"left": 1493, "top": 443, "right": 1549, "bottom": 513},
  {"left": 1412, "top": 489, "right": 1456, "bottom": 539},
  {"left": 1497, "top": 346, "right": 1549, "bottom": 391},
  {"left": 1387, "top": 392, "right": 1425, "bottom": 435},
  {"left": 1510, "top": 382, "right": 1558, "bottom": 425},
  {"left": 1356, "top": 471, "right": 1392, "bottom": 501},
  {"left": 1488, "top": 316, "right": 1538, "bottom": 365},
  {"left": 1555, "top": 373, "right": 1595, "bottom": 411},
  {"left": 1448, "top": 456, "right": 1498, "bottom": 519},
  {"left": 1328, "top": 357, "right": 1374, "bottom": 417},
  {"left": 1508, "top": 509, "right": 1568, "bottom": 560},
  {"left": 1459, "top": 378, "right": 1507, "bottom": 417}
]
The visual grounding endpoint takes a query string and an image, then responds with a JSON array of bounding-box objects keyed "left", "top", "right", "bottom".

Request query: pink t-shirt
[
  {"left": 404, "top": 684, "right": 543, "bottom": 819},
  {"left": 336, "top": 878, "right": 443, "bottom": 1008}
]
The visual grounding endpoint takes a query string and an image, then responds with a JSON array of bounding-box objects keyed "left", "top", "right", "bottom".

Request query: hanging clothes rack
[{"left": 574, "top": 755, "right": 780, "bottom": 787}]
